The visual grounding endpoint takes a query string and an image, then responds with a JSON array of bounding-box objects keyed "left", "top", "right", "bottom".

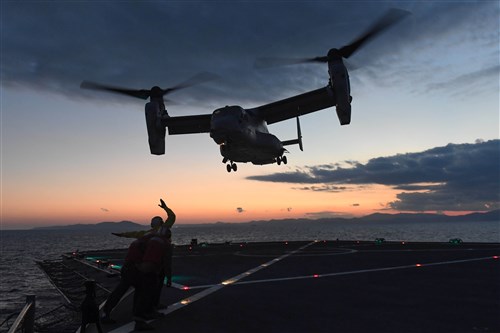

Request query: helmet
[{"left": 151, "top": 216, "right": 163, "bottom": 229}]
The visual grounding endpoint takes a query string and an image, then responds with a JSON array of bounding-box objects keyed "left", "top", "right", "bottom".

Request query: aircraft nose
[{"left": 210, "top": 129, "right": 226, "bottom": 144}]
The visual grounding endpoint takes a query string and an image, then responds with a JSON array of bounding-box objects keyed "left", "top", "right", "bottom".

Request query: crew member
[
  {"left": 102, "top": 199, "right": 175, "bottom": 324},
  {"left": 134, "top": 225, "right": 172, "bottom": 331}
]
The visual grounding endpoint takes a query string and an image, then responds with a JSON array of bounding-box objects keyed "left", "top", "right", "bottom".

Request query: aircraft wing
[
  {"left": 165, "top": 114, "right": 212, "bottom": 135},
  {"left": 254, "top": 86, "right": 336, "bottom": 125}
]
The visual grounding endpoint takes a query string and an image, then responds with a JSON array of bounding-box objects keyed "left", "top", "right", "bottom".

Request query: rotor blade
[
  {"left": 162, "top": 71, "right": 220, "bottom": 96},
  {"left": 254, "top": 56, "right": 328, "bottom": 69},
  {"left": 80, "top": 81, "right": 150, "bottom": 100},
  {"left": 339, "top": 8, "right": 411, "bottom": 58}
]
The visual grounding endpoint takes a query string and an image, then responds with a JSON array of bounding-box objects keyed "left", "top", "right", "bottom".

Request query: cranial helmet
[{"left": 151, "top": 216, "right": 163, "bottom": 229}]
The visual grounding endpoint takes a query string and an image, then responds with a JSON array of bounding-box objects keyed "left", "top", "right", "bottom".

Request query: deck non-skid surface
[{"left": 77, "top": 241, "right": 499, "bottom": 333}]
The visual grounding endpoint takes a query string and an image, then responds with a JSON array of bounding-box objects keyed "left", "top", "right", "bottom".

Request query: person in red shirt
[
  {"left": 133, "top": 225, "right": 172, "bottom": 331},
  {"left": 102, "top": 199, "right": 175, "bottom": 325}
]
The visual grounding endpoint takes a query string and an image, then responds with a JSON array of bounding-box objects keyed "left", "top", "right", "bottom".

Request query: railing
[{"left": 7, "top": 295, "right": 35, "bottom": 333}]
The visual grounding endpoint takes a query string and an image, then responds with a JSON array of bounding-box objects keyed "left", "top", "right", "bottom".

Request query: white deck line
[{"left": 234, "top": 255, "right": 499, "bottom": 286}]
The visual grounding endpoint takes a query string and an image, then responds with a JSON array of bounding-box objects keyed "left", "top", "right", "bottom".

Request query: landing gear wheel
[
  {"left": 282, "top": 156, "right": 287, "bottom": 164},
  {"left": 276, "top": 157, "right": 282, "bottom": 165},
  {"left": 226, "top": 163, "right": 237, "bottom": 172}
]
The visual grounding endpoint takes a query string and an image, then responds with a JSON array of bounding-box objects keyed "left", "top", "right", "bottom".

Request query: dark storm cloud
[
  {"left": 247, "top": 140, "right": 500, "bottom": 212},
  {"left": 425, "top": 65, "right": 500, "bottom": 97},
  {"left": 3, "top": 2, "right": 497, "bottom": 106}
]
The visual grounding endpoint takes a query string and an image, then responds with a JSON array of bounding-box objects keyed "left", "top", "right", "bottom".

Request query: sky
[{"left": 1, "top": 1, "right": 499, "bottom": 229}]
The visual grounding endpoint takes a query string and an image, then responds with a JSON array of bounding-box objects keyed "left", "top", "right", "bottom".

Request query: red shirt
[
  {"left": 124, "top": 233, "right": 155, "bottom": 263},
  {"left": 142, "top": 236, "right": 169, "bottom": 266}
]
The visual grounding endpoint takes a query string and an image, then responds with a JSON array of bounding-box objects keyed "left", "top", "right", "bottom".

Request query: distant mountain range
[
  {"left": 32, "top": 210, "right": 499, "bottom": 230},
  {"left": 32, "top": 220, "right": 148, "bottom": 231}
]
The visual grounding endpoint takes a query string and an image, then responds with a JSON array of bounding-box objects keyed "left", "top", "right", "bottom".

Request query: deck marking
[
  {"left": 232, "top": 255, "right": 499, "bottom": 286},
  {"left": 108, "top": 241, "right": 316, "bottom": 333},
  {"left": 235, "top": 248, "right": 357, "bottom": 257}
]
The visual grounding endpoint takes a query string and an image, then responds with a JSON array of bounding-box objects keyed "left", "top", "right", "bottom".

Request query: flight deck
[{"left": 37, "top": 240, "right": 500, "bottom": 332}]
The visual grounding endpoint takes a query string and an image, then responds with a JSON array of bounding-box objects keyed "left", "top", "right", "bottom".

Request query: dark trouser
[
  {"left": 133, "top": 271, "right": 159, "bottom": 318},
  {"left": 104, "top": 263, "right": 137, "bottom": 316},
  {"left": 152, "top": 271, "right": 165, "bottom": 307}
]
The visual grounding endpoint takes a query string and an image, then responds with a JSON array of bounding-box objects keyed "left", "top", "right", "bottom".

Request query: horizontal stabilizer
[{"left": 282, "top": 117, "right": 303, "bottom": 151}]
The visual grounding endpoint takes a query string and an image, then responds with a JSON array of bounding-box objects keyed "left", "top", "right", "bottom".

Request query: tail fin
[{"left": 281, "top": 117, "right": 303, "bottom": 151}]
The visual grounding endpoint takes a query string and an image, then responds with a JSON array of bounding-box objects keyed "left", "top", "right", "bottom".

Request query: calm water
[{"left": 1, "top": 220, "right": 499, "bottom": 325}]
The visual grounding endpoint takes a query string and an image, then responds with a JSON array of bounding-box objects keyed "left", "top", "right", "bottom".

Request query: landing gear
[
  {"left": 276, "top": 155, "right": 287, "bottom": 165},
  {"left": 226, "top": 161, "right": 237, "bottom": 172}
]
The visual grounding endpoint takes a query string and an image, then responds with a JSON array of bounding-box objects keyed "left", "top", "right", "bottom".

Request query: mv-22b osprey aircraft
[{"left": 81, "top": 9, "right": 409, "bottom": 172}]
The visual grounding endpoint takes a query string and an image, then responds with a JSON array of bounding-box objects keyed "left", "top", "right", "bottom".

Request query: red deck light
[
  {"left": 493, "top": 256, "right": 499, "bottom": 259},
  {"left": 182, "top": 286, "right": 190, "bottom": 290},
  {"left": 313, "top": 274, "right": 319, "bottom": 278}
]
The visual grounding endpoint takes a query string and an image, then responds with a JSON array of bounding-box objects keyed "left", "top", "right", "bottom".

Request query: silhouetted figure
[
  {"left": 134, "top": 225, "right": 173, "bottom": 331},
  {"left": 80, "top": 280, "right": 103, "bottom": 333},
  {"left": 102, "top": 199, "right": 175, "bottom": 324}
]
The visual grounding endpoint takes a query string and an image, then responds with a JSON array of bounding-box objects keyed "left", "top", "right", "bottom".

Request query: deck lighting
[
  {"left": 493, "top": 256, "right": 499, "bottom": 259},
  {"left": 181, "top": 299, "right": 190, "bottom": 305},
  {"left": 416, "top": 264, "right": 422, "bottom": 267},
  {"left": 222, "top": 279, "right": 235, "bottom": 285},
  {"left": 375, "top": 238, "right": 385, "bottom": 245},
  {"left": 182, "top": 286, "right": 190, "bottom": 290},
  {"left": 313, "top": 274, "right": 319, "bottom": 278},
  {"left": 449, "top": 238, "right": 462, "bottom": 244}
]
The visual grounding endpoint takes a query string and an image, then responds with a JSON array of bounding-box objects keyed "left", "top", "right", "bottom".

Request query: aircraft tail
[{"left": 281, "top": 117, "right": 303, "bottom": 151}]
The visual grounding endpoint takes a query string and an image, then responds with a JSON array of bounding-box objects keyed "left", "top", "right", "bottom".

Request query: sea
[{"left": 1, "top": 219, "right": 499, "bottom": 328}]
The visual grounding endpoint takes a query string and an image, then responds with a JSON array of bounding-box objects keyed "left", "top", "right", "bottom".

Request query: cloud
[
  {"left": 236, "top": 207, "right": 245, "bottom": 213},
  {"left": 3, "top": 2, "right": 496, "bottom": 106},
  {"left": 248, "top": 140, "right": 500, "bottom": 212},
  {"left": 424, "top": 65, "right": 500, "bottom": 97}
]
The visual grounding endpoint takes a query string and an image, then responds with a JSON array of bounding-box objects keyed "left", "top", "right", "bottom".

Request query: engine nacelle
[
  {"left": 328, "top": 60, "right": 351, "bottom": 125},
  {"left": 145, "top": 102, "right": 166, "bottom": 155}
]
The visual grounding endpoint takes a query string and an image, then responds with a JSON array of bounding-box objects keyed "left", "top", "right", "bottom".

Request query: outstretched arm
[
  {"left": 111, "top": 230, "right": 147, "bottom": 239},
  {"left": 159, "top": 199, "right": 176, "bottom": 228}
]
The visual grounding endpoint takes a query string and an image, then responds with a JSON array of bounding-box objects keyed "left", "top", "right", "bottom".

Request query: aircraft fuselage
[{"left": 210, "top": 106, "right": 285, "bottom": 165}]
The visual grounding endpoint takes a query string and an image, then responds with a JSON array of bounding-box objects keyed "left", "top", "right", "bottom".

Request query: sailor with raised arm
[
  {"left": 112, "top": 199, "right": 176, "bottom": 239},
  {"left": 102, "top": 199, "right": 175, "bottom": 326}
]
